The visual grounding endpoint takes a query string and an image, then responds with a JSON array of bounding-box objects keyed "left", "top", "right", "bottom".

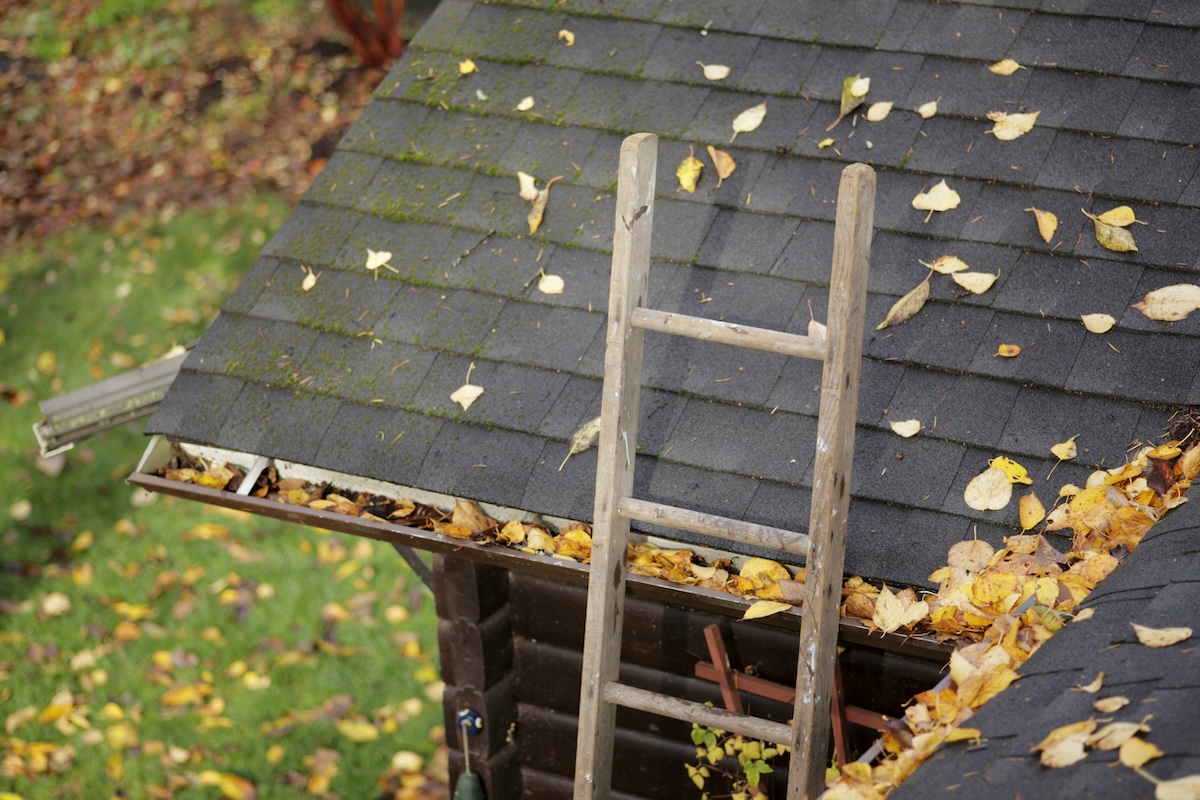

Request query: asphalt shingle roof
[
  {"left": 150, "top": 0, "right": 1200, "bottom": 593},
  {"left": 146, "top": 21, "right": 1200, "bottom": 788}
]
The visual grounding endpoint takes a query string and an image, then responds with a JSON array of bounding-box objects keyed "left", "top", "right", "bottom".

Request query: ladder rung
[
  {"left": 603, "top": 682, "right": 794, "bottom": 745},
  {"left": 618, "top": 496, "right": 810, "bottom": 557},
  {"left": 631, "top": 307, "right": 825, "bottom": 360}
]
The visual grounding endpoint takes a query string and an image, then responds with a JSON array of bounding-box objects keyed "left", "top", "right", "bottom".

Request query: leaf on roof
[
  {"left": 988, "top": 58, "right": 1024, "bottom": 76},
  {"left": 922, "top": 255, "right": 970, "bottom": 274},
  {"left": 987, "top": 110, "right": 1039, "bottom": 140},
  {"left": 696, "top": 61, "right": 730, "bottom": 81},
  {"left": 872, "top": 585, "right": 928, "bottom": 635},
  {"left": 817, "top": 137, "right": 836, "bottom": 149},
  {"left": 878, "top": 275, "right": 931, "bottom": 331},
  {"left": 1035, "top": 719, "right": 1096, "bottom": 768},
  {"left": 1081, "top": 313, "right": 1115, "bottom": 333},
  {"left": 806, "top": 298, "right": 826, "bottom": 341},
  {"left": 1082, "top": 207, "right": 1139, "bottom": 253},
  {"left": 1132, "top": 284, "right": 1200, "bottom": 322},
  {"left": 1156, "top": 775, "right": 1200, "bottom": 800},
  {"left": 991, "top": 456, "right": 1033, "bottom": 485},
  {"left": 730, "top": 101, "right": 767, "bottom": 142},
  {"left": 1051, "top": 436, "right": 1078, "bottom": 462},
  {"left": 559, "top": 416, "right": 602, "bottom": 470},
  {"left": 514, "top": 95, "right": 535, "bottom": 112},
  {"left": 1025, "top": 207, "right": 1058, "bottom": 243},
  {"left": 1020, "top": 491, "right": 1045, "bottom": 530},
  {"left": 1088, "top": 717, "right": 1152, "bottom": 751},
  {"left": 865, "top": 101, "right": 893, "bottom": 122},
  {"left": 1132, "top": 623, "right": 1193, "bottom": 648},
  {"left": 952, "top": 271, "right": 998, "bottom": 294},
  {"left": 889, "top": 419, "right": 922, "bottom": 438},
  {"left": 537, "top": 271, "right": 564, "bottom": 295},
  {"left": 825, "top": 75, "right": 869, "bottom": 131},
  {"left": 1118, "top": 736, "right": 1162, "bottom": 769},
  {"left": 300, "top": 266, "right": 318, "bottom": 292},
  {"left": 741, "top": 600, "right": 791, "bottom": 621},
  {"left": 912, "top": 179, "right": 960, "bottom": 219},
  {"left": 1094, "top": 695, "right": 1129, "bottom": 713},
  {"left": 516, "top": 171, "right": 538, "bottom": 202},
  {"left": 365, "top": 249, "right": 395, "bottom": 273},
  {"left": 705, "top": 145, "right": 736, "bottom": 186},
  {"left": 558, "top": 29, "right": 575, "bottom": 46},
  {"left": 458, "top": 59, "right": 477, "bottom": 75},
  {"left": 677, "top": 146, "right": 703, "bottom": 193},
  {"left": 526, "top": 175, "right": 562, "bottom": 234},
  {"left": 964, "top": 465, "right": 1013, "bottom": 511},
  {"left": 916, "top": 99, "right": 938, "bottom": 118},
  {"left": 876, "top": 275, "right": 930, "bottom": 330},
  {"left": 450, "top": 362, "right": 484, "bottom": 411}
]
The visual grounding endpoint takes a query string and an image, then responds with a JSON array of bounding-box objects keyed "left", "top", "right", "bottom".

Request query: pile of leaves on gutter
[{"left": 157, "top": 428, "right": 1198, "bottom": 793}]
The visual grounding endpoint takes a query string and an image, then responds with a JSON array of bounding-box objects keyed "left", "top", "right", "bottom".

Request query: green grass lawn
[{"left": 1, "top": 197, "right": 446, "bottom": 800}]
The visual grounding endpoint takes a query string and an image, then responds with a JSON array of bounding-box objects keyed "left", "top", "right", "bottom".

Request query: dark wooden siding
[{"left": 436, "top": 555, "right": 946, "bottom": 800}]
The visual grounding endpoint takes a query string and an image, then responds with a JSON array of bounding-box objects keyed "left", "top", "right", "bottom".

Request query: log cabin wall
[{"left": 436, "top": 556, "right": 945, "bottom": 799}]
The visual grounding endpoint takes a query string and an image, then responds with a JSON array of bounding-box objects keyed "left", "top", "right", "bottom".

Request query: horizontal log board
[
  {"left": 130, "top": 472, "right": 950, "bottom": 661},
  {"left": 518, "top": 703, "right": 730, "bottom": 800}
]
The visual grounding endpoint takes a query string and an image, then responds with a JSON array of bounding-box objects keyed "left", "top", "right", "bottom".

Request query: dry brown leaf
[
  {"left": 1132, "top": 623, "right": 1193, "bottom": 648},
  {"left": 1026, "top": 207, "right": 1058, "bottom": 243},
  {"left": 1132, "top": 284, "right": 1200, "bottom": 322},
  {"left": 988, "top": 110, "right": 1040, "bottom": 140},
  {"left": 1119, "top": 736, "right": 1163, "bottom": 769},
  {"left": 865, "top": 101, "right": 893, "bottom": 122},
  {"left": 706, "top": 146, "right": 736, "bottom": 186},
  {"left": 1081, "top": 313, "right": 1116, "bottom": 333},
  {"left": 741, "top": 600, "right": 792, "bottom": 621},
  {"left": 964, "top": 466, "right": 1013, "bottom": 511},
  {"left": 677, "top": 146, "right": 703, "bottom": 193},
  {"left": 988, "top": 59, "right": 1024, "bottom": 76},
  {"left": 559, "top": 416, "right": 602, "bottom": 471},
  {"left": 730, "top": 101, "right": 767, "bottom": 142},
  {"left": 922, "top": 255, "right": 970, "bottom": 274},
  {"left": 890, "top": 419, "right": 922, "bottom": 438},
  {"left": 912, "top": 179, "right": 961, "bottom": 217},
  {"left": 696, "top": 61, "right": 730, "bottom": 81},
  {"left": 876, "top": 276, "right": 930, "bottom": 330},
  {"left": 953, "top": 271, "right": 998, "bottom": 294}
]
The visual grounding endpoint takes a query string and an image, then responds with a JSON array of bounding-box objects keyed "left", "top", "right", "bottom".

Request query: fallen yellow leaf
[
  {"left": 912, "top": 179, "right": 961, "bottom": 215},
  {"left": 458, "top": 59, "right": 477, "bottom": 75},
  {"left": 677, "top": 147, "right": 703, "bottom": 193},
  {"left": 990, "top": 456, "right": 1033, "bottom": 485},
  {"left": 987, "top": 110, "right": 1039, "bottom": 141},
  {"left": 1132, "top": 623, "right": 1192, "bottom": 648},
  {"left": 730, "top": 101, "right": 767, "bottom": 142},
  {"left": 1119, "top": 736, "right": 1163, "bottom": 768},
  {"left": 705, "top": 146, "right": 736, "bottom": 186},
  {"left": 876, "top": 276, "right": 930, "bottom": 330},
  {"left": 696, "top": 61, "right": 730, "bottom": 81},
  {"left": 922, "top": 255, "right": 970, "bottom": 274},
  {"left": 1025, "top": 207, "right": 1058, "bottom": 243},
  {"left": 335, "top": 718, "right": 380, "bottom": 742},
  {"left": 1081, "top": 313, "right": 1116, "bottom": 333},
  {"left": 865, "top": 101, "right": 893, "bottom": 122},
  {"left": 953, "top": 271, "right": 998, "bottom": 294},
  {"left": 1132, "top": 284, "right": 1200, "bottom": 322},
  {"left": 964, "top": 466, "right": 1013, "bottom": 511},
  {"left": 1019, "top": 491, "right": 1045, "bottom": 530},
  {"left": 916, "top": 99, "right": 938, "bottom": 118},
  {"left": 988, "top": 59, "right": 1024, "bottom": 76},
  {"left": 558, "top": 29, "right": 575, "bottom": 46},
  {"left": 1051, "top": 436, "right": 1078, "bottom": 461},
  {"left": 1093, "top": 696, "right": 1129, "bottom": 713},
  {"left": 741, "top": 600, "right": 792, "bottom": 621},
  {"left": 996, "top": 343, "right": 1021, "bottom": 358},
  {"left": 889, "top": 419, "right": 921, "bottom": 438},
  {"left": 514, "top": 95, "right": 535, "bottom": 112}
]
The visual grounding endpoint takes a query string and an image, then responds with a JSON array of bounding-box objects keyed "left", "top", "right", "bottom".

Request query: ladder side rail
[
  {"left": 618, "top": 496, "right": 810, "bottom": 558},
  {"left": 790, "top": 163, "right": 875, "bottom": 799},
  {"left": 630, "top": 308, "right": 826, "bottom": 360},
  {"left": 574, "top": 132, "right": 659, "bottom": 800}
]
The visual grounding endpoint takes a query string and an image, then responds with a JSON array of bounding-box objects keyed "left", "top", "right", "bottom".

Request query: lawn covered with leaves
[{"left": 1, "top": 197, "right": 447, "bottom": 800}]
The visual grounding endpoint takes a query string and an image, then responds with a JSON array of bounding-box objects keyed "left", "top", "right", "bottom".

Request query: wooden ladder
[{"left": 574, "top": 133, "right": 874, "bottom": 800}]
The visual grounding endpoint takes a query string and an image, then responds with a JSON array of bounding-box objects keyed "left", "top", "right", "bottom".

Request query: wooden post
[
  {"left": 435, "top": 555, "right": 520, "bottom": 800},
  {"left": 792, "top": 163, "right": 874, "bottom": 799},
  {"left": 574, "top": 132, "right": 658, "bottom": 799}
]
